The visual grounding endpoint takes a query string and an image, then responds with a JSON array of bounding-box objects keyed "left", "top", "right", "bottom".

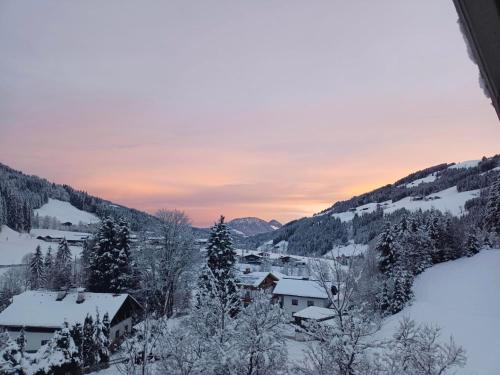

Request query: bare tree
[
  {"left": 116, "top": 303, "right": 163, "bottom": 375},
  {"left": 379, "top": 317, "right": 466, "bottom": 375},
  {"left": 154, "top": 209, "right": 197, "bottom": 317},
  {"left": 296, "top": 255, "right": 382, "bottom": 375}
]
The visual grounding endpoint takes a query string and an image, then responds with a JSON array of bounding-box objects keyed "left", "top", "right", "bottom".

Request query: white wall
[
  {"left": 5, "top": 318, "right": 133, "bottom": 352},
  {"left": 110, "top": 317, "right": 132, "bottom": 342},
  {"left": 6, "top": 329, "right": 54, "bottom": 352},
  {"left": 279, "top": 295, "right": 329, "bottom": 320}
]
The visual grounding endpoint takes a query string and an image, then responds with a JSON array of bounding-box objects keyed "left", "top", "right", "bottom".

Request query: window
[
  {"left": 291, "top": 299, "right": 298, "bottom": 306},
  {"left": 307, "top": 300, "right": 314, "bottom": 307},
  {"left": 41, "top": 340, "right": 49, "bottom": 346},
  {"left": 115, "top": 329, "right": 120, "bottom": 339},
  {"left": 125, "top": 325, "right": 129, "bottom": 333}
]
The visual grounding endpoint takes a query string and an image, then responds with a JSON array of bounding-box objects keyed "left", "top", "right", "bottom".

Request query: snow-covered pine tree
[
  {"left": 16, "top": 327, "right": 26, "bottom": 356},
  {"left": 101, "top": 313, "right": 111, "bottom": 363},
  {"left": 198, "top": 215, "right": 240, "bottom": 316},
  {"left": 0, "top": 194, "right": 6, "bottom": 228},
  {"left": 389, "top": 265, "right": 414, "bottom": 314},
  {"left": 33, "top": 321, "right": 80, "bottom": 374},
  {"left": 70, "top": 322, "right": 83, "bottom": 362},
  {"left": 484, "top": 179, "right": 500, "bottom": 236},
  {"left": 0, "top": 334, "right": 24, "bottom": 374},
  {"left": 94, "top": 311, "right": 110, "bottom": 364},
  {"left": 465, "top": 230, "right": 480, "bottom": 257},
  {"left": 375, "top": 223, "right": 397, "bottom": 274},
  {"left": 87, "top": 217, "right": 118, "bottom": 293},
  {"left": 53, "top": 238, "right": 72, "bottom": 290},
  {"left": 82, "top": 314, "right": 97, "bottom": 368},
  {"left": 44, "top": 246, "right": 54, "bottom": 289},
  {"left": 30, "top": 245, "right": 45, "bottom": 290},
  {"left": 113, "top": 219, "right": 134, "bottom": 293}
]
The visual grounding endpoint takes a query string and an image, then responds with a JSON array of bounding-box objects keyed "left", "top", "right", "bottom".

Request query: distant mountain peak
[{"left": 227, "top": 217, "right": 282, "bottom": 237}]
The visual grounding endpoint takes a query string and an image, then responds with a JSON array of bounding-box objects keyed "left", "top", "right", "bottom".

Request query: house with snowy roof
[
  {"left": 273, "top": 277, "right": 330, "bottom": 319},
  {"left": 0, "top": 289, "right": 142, "bottom": 352},
  {"left": 237, "top": 270, "right": 279, "bottom": 306}
]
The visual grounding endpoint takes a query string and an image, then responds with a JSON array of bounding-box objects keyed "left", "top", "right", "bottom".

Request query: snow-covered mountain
[
  {"left": 246, "top": 155, "right": 500, "bottom": 255},
  {"left": 228, "top": 217, "right": 282, "bottom": 237}
]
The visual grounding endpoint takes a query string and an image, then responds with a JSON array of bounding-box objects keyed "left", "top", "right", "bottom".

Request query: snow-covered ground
[
  {"left": 34, "top": 199, "right": 100, "bottom": 224},
  {"left": 324, "top": 241, "right": 368, "bottom": 258},
  {"left": 331, "top": 186, "right": 479, "bottom": 222},
  {"left": 405, "top": 172, "right": 437, "bottom": 188},
  {"left": 448, "top": 160, "right": 480, "bottom": 170},
  {"left": 0, "top": 226, "right": 84, "bottom": 265},
  {"left": 376, "top": 249, "right": 500, "bottom": 375},
  {"left": 481, "top": 166, "right": 500, "bottom": 176}
]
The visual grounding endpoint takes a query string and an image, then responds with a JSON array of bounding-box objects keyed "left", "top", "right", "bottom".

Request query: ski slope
[
  {"left": 377, "top": 250, "right": 500, "bottom": 375},
  {"left": 0, "top": 226, "right": 84, "bottom": 265},
  {"left": 331, "top": 186, "right": 479, "bottom": 222},
  {"left": 34, "top": 199, "right": 100, "bottom": 225}
]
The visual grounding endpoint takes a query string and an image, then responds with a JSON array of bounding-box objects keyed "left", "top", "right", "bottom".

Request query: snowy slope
[
  {"left": 331, "top": 186, "right": 479, "bottom": 222},
  {"left": 405, "top": 172, "right": 437, "bottom": 188},
  {"left": 324, "top": 241, "right": 368, "bottom": 258},
  {"left": 376, "top": 250, "right": 500, "bottom": 375},
  {"left": 34, "top": 199, "right": 100, "bottom": 224},
  {"left": 448, "top": 159, "right": 480, "bottom": 169},
  {"left": 0, "top": 226, "right": 84, "bottom": 265}
]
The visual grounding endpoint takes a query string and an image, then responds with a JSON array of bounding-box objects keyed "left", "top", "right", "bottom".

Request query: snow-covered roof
[
  {"left": 31, "top": 229, "right": 90, "bottom": 242},
  {"left": 237, "top": 271, "right": 277, "bottom": 288},
  {"left": 293, "top": 306, "right": 335, "bottom": 320},
  {"left": 0, "top": 291, "right": 133, "bottom": 328},
  {"left": 273, "top": 278, "right": 328, "bottom": 299}
]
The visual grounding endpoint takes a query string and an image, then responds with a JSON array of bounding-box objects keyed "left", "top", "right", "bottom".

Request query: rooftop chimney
[
  {"left": 76, "top": 288, "right": 85, "bottom": 304},
  {"left": 56, "top": 288, "right": 68, "bottom": 301}
]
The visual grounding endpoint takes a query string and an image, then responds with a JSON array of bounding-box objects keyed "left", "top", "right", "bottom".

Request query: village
[{"left": 0, "top": 239, "right": 349, "bottom": 354}]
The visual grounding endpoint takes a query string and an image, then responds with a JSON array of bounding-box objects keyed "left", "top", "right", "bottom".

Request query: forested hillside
[
  {"left": 245, "top": 155, "right": 500, "bottom": 255},
  {"left": 0, "top": 163, "right": 163, "bottom": 232}
]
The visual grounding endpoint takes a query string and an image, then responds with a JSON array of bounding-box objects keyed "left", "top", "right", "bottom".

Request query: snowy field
[
  {"left": 325, "top": 241, "right": 368, "bottom": 258},
  {"left": 35, "top": 199, "right": 100, "bottom": 224},
  {"left": 376, "top": 249, "right": 500, "bottom": 375},
  {"left": 0, "top": 226, "right": 84, "bottom": 265},
  {"left": 448, "top": 160, "right": 480, "bottom": 170},
  {"left": 331, "top": 186, "right": 479, "bottom": 222},
  {"left": 404, "top": 172, "right": 437, "bottom": 188}
]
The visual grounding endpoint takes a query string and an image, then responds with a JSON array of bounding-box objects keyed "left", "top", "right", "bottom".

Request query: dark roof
[{"left": 453, "top": 0, "right": 500, "bottom": 120}]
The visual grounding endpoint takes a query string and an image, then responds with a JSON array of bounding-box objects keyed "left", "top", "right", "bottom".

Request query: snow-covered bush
[{"left": 30, "top": 322, "right": 80, "bottom": 375}]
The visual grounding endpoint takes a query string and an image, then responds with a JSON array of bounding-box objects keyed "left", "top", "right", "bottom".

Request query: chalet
[
  {"left": 241, "top": 254, "right": 263, "bottom": 264},
  {"left": 0, "top": 290, "right": 142, "bottom": 352},
  {"left": 35, "top": 232, "right": 89, "bottom": 246},
  {"left": 237, "top": 271, "right": 279, "bottom": 306},
  {"left": 278, "top": 255, "right": 305, "bottom": 266},
  {"left": 273, "top": 278, "right": 330, "bottom": 319}
]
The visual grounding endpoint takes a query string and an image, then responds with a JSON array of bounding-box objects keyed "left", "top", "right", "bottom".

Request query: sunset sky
[{"left": 1, "top": 1, "right": 499, "bottom": 227}]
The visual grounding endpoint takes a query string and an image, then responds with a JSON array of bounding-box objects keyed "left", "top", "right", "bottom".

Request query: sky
[{"left": 1, "top": 1, "right": 499, "bottom": 227}]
